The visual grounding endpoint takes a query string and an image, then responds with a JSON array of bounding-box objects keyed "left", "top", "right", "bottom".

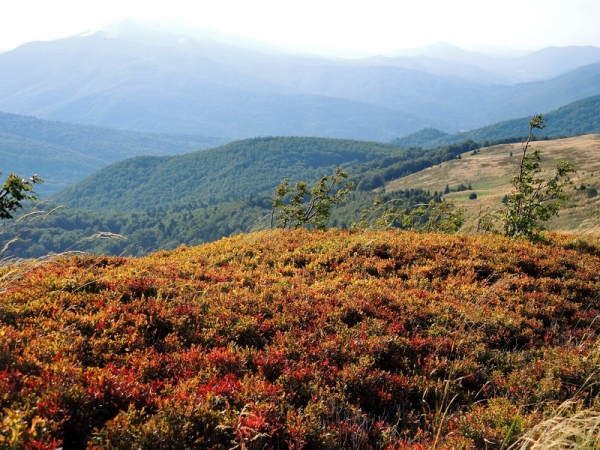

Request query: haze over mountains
[
  {"left": 384, "top": 42, "right": 600, "bottom": 83},
  {"left": 1, "top": 20, "right": 600, "bottom": 141}
]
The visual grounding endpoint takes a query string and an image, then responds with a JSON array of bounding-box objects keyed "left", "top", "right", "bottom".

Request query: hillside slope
[
  {"left": 0, "top": 111, "right": 229, "bottom": 195},
  {"left": 392, "top": 94, "right": 600, "bottom": 148},
  {"left": 386, "top": 134, "right": 600, "bottom": 233},
  {"left": 2, "top": 229, "right": 599, "bottom": 448},
  {"left": 51, "top": 137, "right": 405, "bottom": 211}
]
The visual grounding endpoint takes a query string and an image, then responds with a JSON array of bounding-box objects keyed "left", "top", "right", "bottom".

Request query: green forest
[{"left": 3, "top": 188, "right": 441, "bottom": 257}]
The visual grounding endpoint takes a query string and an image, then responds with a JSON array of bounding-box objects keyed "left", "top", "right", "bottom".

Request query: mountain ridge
[
  {"left": 0, "top": 32, "right": 439, "bottom": 140},
  {"left": 392, "top": 94, "right": 600, "bottom": 148},
  {"left": 1, "top": 22, "right": 600, "bottom": 140}
]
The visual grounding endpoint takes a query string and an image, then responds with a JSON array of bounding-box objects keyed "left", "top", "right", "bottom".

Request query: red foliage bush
[{"left": 1, "top": 229, "right": 600, "bottom": 448}]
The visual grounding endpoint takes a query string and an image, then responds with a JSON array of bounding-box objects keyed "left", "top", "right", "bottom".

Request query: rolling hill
[
  {"left": 0, "top": 111, "right": 230, "bottom": 195},
  {"left": 50, "top": 137, "right": 406, "bottom": 211},
  {"left": 2, "top": 228, "right": 600, "bottom": 448}
]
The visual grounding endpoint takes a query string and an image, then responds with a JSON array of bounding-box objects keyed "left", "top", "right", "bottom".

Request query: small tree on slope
[
  {"left": 271, "top": 167, "right": 355, "bottom": 230},
  {"left": 0, "top": 173, "right": 42, "bottom": 219},
  {"left": 502, "top": 115, "right": 574, "bottom": 240}
]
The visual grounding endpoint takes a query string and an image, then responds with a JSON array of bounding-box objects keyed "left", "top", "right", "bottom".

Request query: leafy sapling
[
  {"left": 502, "top": 115, "right": 574, "bottom": 240},
  {"left": 0, "top": 173, "right": 43, "bottom": 220},
  {"left": 271, "top": 167, "right": 355, "bottom": 230}
]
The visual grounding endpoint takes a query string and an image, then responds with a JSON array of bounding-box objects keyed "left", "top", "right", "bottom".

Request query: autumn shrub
[{"left": 1, "top": 229, "right": 599, "bottom": 448}]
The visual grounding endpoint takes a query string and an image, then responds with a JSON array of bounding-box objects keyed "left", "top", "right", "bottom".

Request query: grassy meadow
[{"left": 385, "top": 134, "right": 600, "bottom": 234}]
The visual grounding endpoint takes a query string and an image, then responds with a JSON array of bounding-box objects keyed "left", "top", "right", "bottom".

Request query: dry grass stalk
[{"left": 512, "top": 401, "right": 600, "bottom": 449}]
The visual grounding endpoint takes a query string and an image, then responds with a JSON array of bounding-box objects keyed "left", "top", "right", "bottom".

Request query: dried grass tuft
[{"left": 512, "top": 401, "right": 600, "bottom": 449}]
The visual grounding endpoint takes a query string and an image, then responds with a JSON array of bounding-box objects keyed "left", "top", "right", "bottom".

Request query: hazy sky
[{"left": 2, "top": 0, "right": 599, "bottom": 54}]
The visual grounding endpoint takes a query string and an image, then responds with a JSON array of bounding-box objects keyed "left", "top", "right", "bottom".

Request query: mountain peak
[{"left": 97, "top": 18, "right": 285, "bottom": 54}]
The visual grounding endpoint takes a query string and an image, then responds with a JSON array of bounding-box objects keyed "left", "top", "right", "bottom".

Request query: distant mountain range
[
  {"left": 1, "top": 20, "right": 600, "bottom": 141},
  {"left": 0, "top": 28, "right": 429, "bottom": 141}
]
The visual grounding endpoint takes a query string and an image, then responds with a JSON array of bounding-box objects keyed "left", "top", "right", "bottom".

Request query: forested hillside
[
  {"left": 5, "top": 189, "right": 439, "bottom": 257},
  {"left": 51, "top": 137, "right": 404, "bottom": 211},
  {"left": 51, "top": 136, "right": 482, "bottom": 212},
  {"left": 0, "top": 111, "right": 229, "bottom": 195},
  {"left": 6, "top": 135, "right": 454, "bottom": 257}
]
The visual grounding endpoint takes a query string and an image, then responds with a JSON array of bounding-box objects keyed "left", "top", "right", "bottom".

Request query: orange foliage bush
[{"left": 1, "top": 229, "right": 599, "bottom": 448}]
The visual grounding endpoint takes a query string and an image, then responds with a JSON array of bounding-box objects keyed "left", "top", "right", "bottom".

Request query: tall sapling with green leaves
[{"left": 502, "top": 115, "right": 574, "bottom": 240}]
